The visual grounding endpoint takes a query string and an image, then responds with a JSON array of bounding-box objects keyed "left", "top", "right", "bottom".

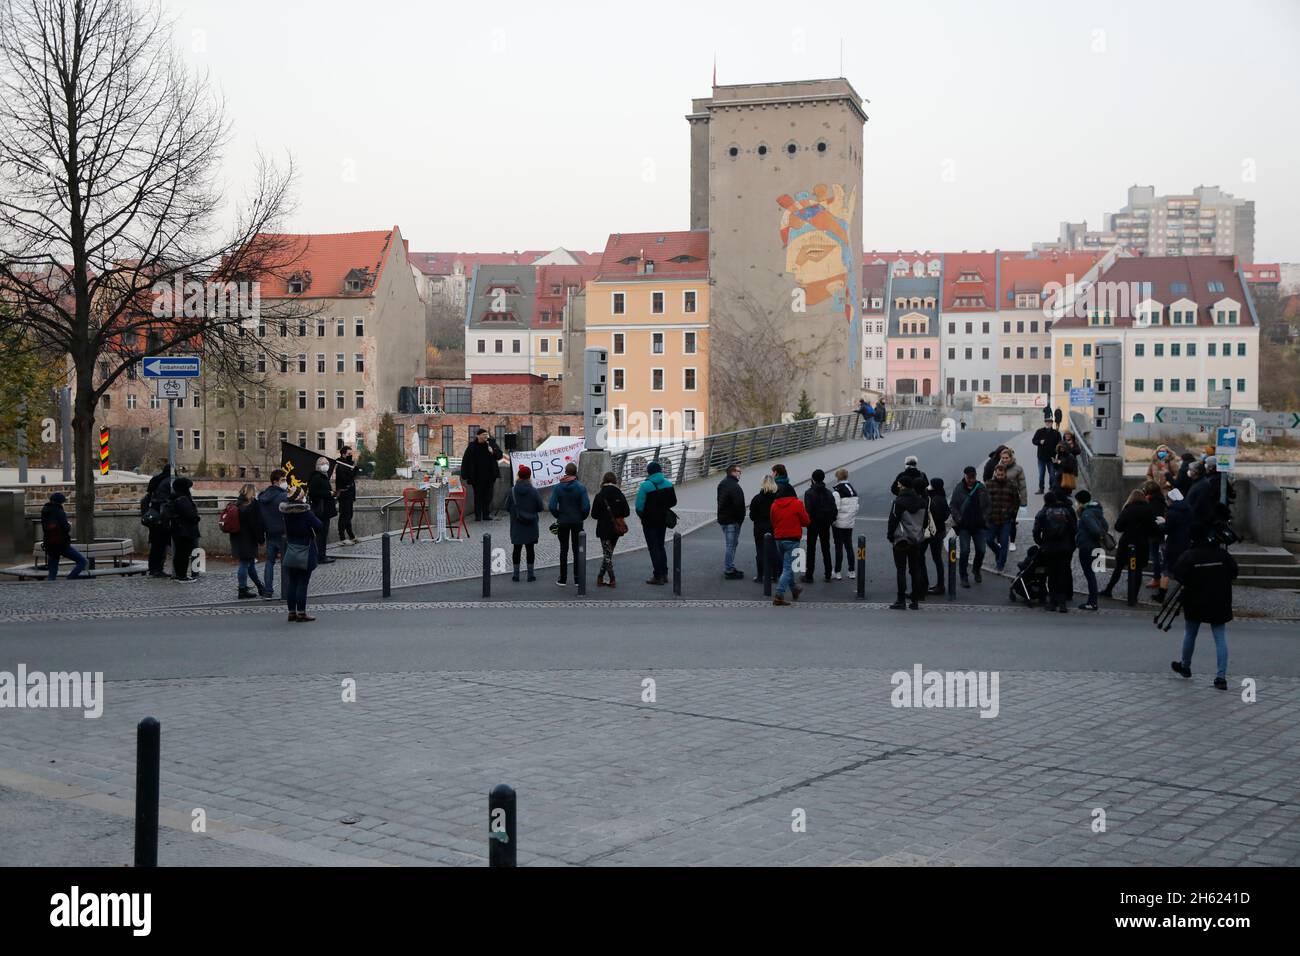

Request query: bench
[{"left": 31, "top": 537, "right": 136, "bottom": 571}]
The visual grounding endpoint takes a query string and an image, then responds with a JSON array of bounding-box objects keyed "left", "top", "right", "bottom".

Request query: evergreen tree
[
  {"left": 374, "top": 412, "right": 400, "bottom": 480},
  {"left": 795, "top": 389, "right": 816, "bottom": 421}
]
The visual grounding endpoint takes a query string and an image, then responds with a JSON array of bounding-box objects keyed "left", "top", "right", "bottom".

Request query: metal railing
[{"left": 609, "top": 408, "right": 940, "bottom": 491}]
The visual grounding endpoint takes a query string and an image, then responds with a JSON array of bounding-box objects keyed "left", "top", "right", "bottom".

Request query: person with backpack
[
  {"left": 716, "top": 464, "right": 747, "bottom": 580},
  {"left": 141, "top": 458, "right": 173, "bottom": 577},
  {"left": 223, "top": 482, "right": 269, "bottom": 600},
  {"left": 41, "top": 492, "right": 88, "bottom": 580},
  {"left": 890, "top": 455, "right": 927, "bottom": 497},
  {"left": 279, "top": 485, "right": 323, "bottom": 622},
  {"left": 169, "top": 476, "right": 201, "bottom": 583},
  {"left": 802, "top": 469, "right": 837, "bottom": 584},
  {"left": 307, "top": 457, "right": 337, "bottom": 564},
  {"left": 1073, "top": 490, "right": 1109, "bottom": 611},
  {"left": 1031, "top": 422, "right": 1061, "bottom": 494},
  {"left": 924, "top": 478, "right": 951, "bottom": 595},
  {"left": 886, "top": 476, "right": 932, "bottom": 609},
  {"left": 256, "top": 470, "right": 289, "bottom": 601},
  {"left": 1100, "top": 489, "right": 1160, "bottom": 605},
  {"left": 335, "top": 445, "right": 359, "bottom": 547},
  {"left": 591, "top": 471, "right": 630, "bottom": 588},
  {"left": 749, "top": 474, "right": 778, "bottom": 582},
  {"left": 635, "top": 460, "right": 677, "bottom": 586},
  {"left": 548, "top": 462, "right": 591, "bottom": 587},
  {"left": 1033, "top": 490, "right": 1078, "bottom": 612},
  {"left": 830, "top": 467, "right": 860, "bottom": 580},
  {"left": 986, "top": 463, "right": 1019, "bottom": 572},
  {"left": 769, "top": 465, "right": 809, "bottom": 607},
  {"left": 506, "top": 465, "right": 545, "bottom": 583},
  {"left": 1170, "top": 525, "right": 1239, "bottom": 690},
  {"left": 949, "top": 466, "right": 990, "bottom": 587}
]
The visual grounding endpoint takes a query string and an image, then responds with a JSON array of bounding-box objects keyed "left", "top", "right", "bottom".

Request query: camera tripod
[{"left": 1153, "top": 583, "right": 1184, "bottom": 632}]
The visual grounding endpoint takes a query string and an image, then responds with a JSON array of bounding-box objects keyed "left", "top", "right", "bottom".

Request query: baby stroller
[{"left": 1008, "top": 544, "right": 1048, "bottom": 605}]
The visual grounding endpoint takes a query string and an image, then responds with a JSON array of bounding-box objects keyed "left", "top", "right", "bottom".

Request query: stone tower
[{"left": 689, "top": 79, "right": 866, "bottom": 422}]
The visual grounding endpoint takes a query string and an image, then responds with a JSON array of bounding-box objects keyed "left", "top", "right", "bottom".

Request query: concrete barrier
[{"left": 1234, "top": 477, "right": 1284, "bottom": 548}]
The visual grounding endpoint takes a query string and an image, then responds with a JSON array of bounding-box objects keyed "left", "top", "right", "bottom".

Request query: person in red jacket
[{"left": 768, "top": 464, "right": 811, "bottom": 607}]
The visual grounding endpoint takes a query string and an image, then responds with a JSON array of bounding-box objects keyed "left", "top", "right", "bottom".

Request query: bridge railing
[{"left": 609, "top": 408, "right": 940, "bottom": 491}]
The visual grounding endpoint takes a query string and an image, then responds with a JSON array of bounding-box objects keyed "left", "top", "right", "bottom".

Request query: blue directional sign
[
  {"left": 1069, "top": 387, "right": 1095, "bottom": 406},
  {"left": 142, "top": 355, "right": 200, "bottom": 378}
]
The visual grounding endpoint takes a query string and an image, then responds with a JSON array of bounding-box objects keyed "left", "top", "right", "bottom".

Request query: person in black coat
[
  {"left": 229, "top": 482, "right": 268, "bottom": 599},
  {"left": 280, "top": 487, "right": 324, "bottom": 622},
  {"left": 748, "top": 475, "right": 778, "bottom": 582},
  {"left": 505, "top": 465, "right": 545, "bottom": 582},
  {"left": 981, "top": 446, "right": 1008, "bottom": 482},
  {"left": 141, "top": 458, "right": 173, "bottom": 576},
  {"left": 307, "top": 457, "right": 337, "bottom": 564},
  {"left": 41, "top": 492, "right": 89, "bottom": 580},
  {"left": 334, "top": 445, "right": 359, "bottom": 546},
  {"left": 1173, "top": 452, "right": 1197, "bottom": 497},
  {"left": 924, "top": 478, "right": 951, "bottom": 594},
  {"left": 716, "top": 465, "right": 746, "bottom": 579},
  {"left": 461, "top": 428, "right": 504, "bottom": 522},
  {"left": 1100, "top": 489, "right": 1160, "bottom": 605},
  {"left": 169, "top": 476, "right": 201, "bottom": 582},
  {"left": 1031, "top": 424, "right": 1060, "bottom": 493},
  {"left": 1170, "top": 526, "right": 1238, "bottom": 689},
  {"left": 802, "top": 469, "right": 837, "bottom": 583},
  {"left": 890, "top": 455, "right": 928, "bottom": 497},
  {"left": 591, "top": 470, "right": 631, "bottom": 588}
]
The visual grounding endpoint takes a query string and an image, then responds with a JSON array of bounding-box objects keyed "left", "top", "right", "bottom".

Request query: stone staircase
[{"left": 1100, "top": 545, "right": 1300, "bottom": 590}]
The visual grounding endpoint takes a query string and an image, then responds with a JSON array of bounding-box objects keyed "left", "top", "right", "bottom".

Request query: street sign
[
  {"left": 1154, "top": 407, "right": 1300, "bottom": 429},
  {"left": 1239, "top": 410, "right": 1300, "bottom": 430},
  {"left": 1069, "top": 387, "right": 1095, "bottom": 406},
  {"left": 1215, "top": 426, "right": 1238, "bottom": 472},
  {"left": 154, "top": 378, "right": 188, "bottom": 401},
  {"left": 1208, "top": 388, "right": 1232, "bottom": 407},
  {"left": 142, "top": 355, "right": 200, "bottom": 378}
]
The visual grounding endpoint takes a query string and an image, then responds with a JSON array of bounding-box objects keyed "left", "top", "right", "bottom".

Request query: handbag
[
  {"left": 664, "top": 509, "right": 678, "bottom": 529},
  {"left": 612, "top": 516, "right": 629, "bottom": 537},
  {"left": 283, "top": 540, "right": 311, "bottom": 571},
  {"left": 1101, "top": 531, "right": 1118, "bottom": 552},
  {"left": 1060, "top": 472, "right": 1077, "bottom": 491}
]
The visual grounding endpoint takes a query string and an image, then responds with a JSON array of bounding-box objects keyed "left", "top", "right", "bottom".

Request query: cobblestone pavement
[{"left": 2, "top": 653, "right": 1296, "bottom": 866}]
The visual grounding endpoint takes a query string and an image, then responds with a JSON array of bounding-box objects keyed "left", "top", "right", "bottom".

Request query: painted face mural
[{"left": 777, "top": 184, "right": 861, "bottom": 372}]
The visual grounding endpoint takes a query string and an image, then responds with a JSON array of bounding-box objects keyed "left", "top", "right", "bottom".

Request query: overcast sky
[{"left": 164, "top": 0, "right": 1300, "bottom": 260}]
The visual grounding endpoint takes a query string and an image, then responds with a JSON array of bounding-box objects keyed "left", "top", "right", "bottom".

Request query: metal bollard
[
  {"left": 763, "top": 533, "right": 775, "bottom": 597},
  {"left": 381, "top": 532, "right": 392, "bottom": 599},
  {"left": 482, "top": 533, "right": 491, "bottom": 599},
  {"left": 488, "top": 783, "right": 517, "bottom": 867},
  {"left": 672, "top": 532, "right": 682, "bottom": 596},
  {"left": 576, "top": 531, "right": 587, "bottom": 596},
  {"left": 856, "top": 535, "right": 866, "bottom": 600},
  {"left": 1127, "top": 553, "right": 1139, "bottom": 606},
  {"left": 947, "top": 534, "right": 957, "bottom": 601},
  {"left": 134, "top": 716, "right": 160, "bottom": 868}
]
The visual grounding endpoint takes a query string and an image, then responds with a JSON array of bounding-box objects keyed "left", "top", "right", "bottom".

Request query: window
[
  {"left": 1133, "top": 379, "right": 1144, "bottom": 393},
  {"left": 192, "top": 430, "right": 201, "bottom": 451},
  {"left": 651, "top": 332, "right": 664, "bottom": 354},
  {"left": 651, "top": 291, "right": 664, "bottom": 314},
  {"left": 317, "top": 354, "right": 326, "bottom": 373},
  {"left": 1208, "top": 343, "right": 1217, "bottom": 357},
  {"left": 964, "top": 348, "right": 972, "bottom": 360},
  {"left": 237, "top": 430, "right": 247, "bottom": 450},
  {"left": 355, "top": 354, "right": 364, "bottom": 373},
  {"left": 683, "top": 290, "right": 697, "bottom": 313},
  {"left": 126, "top": 393, "right": 137, "bottom": 410},
  {"left": 237, "top": 389, "right": 246, "bottom": 409},
  {"left": 1016, "top": 321, "right": 1024, "bottom": 334},
  {"left": 1154, "top": 379, "right": 1164, "bottom": 393},
  {"left": 1013, "top": 374, "right": 1025, "bottom": 394},
  {"left": 289, "top": 280, "right": 303, "bottom": 294},
  {"left": 335, "top": 390, "right": 345, "bottom": 410},
  {"left": 683, "top": 368, "right": 697, "bottom": 391},
  {"left": 684, "top": 409, "right": 697, "bottom": 432},
  {"left": 298, "top": 320, "right": 307, "bottom": 336},
  {"left": 297, "top": 390, "right": 307, "bottom": 410},
  {"left": 1237, "top": 342, "right": 1246, "bottom": 357},
  {"left": 256, "top": 354, "right": 266, "bottom": 373},
  {"left": 896, "top": 348, "right": 904, "bottom": 360},
  {"left": 316, "top": 431, "right": 326, "bottom": 452},
  {"left": 336, "top": 354, "right": 345, "bottom": 373},
  {"left": 298, "top": 431, "right": 307, "bottom": 447},
  {"left": 684, "top": 331, "right": 697, "bottom": 354},
  {"left": 612, "top": 292, "right": 625, "bottom": 315},
  {"left": 540, "top": 338, "right": 549, "bottom": 354},
  {"left": 612, "top": 408, "right": 624, "bottom": 431},
  {"left": 354, "top": 317, "right": 364, "bottom": 336},
  {"left": 1063, "top": 378, "right": 1073, "bottom": 392},
  {"left": 1001, "top": 375, "right": 1012, "bottom": 392},
  {"left": 256, "top": 430, "right": 267, "bottom": 451},
  {"left": 983, "top": 322, "right": 990, "bottom": 334},
  {"left": 1016, "top": 347, "right": 1024, "bottom": 359},
  {"left": 651, "top": 368, "right": 664, "bottom": 391},
  {"left": 1171, "top": 343, "right": 1181, "bottom": 357},
  {"left": 1030, "top": 321, "right": 1039, "bottom": 334},
  {"left": 512, "top": 339, "right": 521, "bottom": 354},
  {"left": 297, "top": 354, "right": 307, "bottom": 373},
  {"left": 316, "top": 390, "right": 325, "bottom": 410},
  {"left": 1170, "top": 378, "right": 1181, "bottom": 393},
  {"left": 1187, "top": 343, "right": 1197, "bottom": 357},
  {"left": 982, "top": 347, "right": 990, "bottom": 360},
  {"left": 1002, "top": 347, "right": 1011, "bottom": 359},
  {"left": 216, "top": 430, "right": 226, "bottom": 451},
  {"left": 444, "top": 387, "right": 471, "bottom": 414},
  {"left": 1237, "top": 378, "right": 1246, "bottom": 392},
  {"left": 964, "top": 322, "right": 973, "bottom": 335},
  {"left": 948, "top": 348, "right": 956, "bottom": 361},
  {"left": 1207, "top": 281, "right": 1224, "bottom": 293},
  {"left": 316, "top": 319, "right": 325, "bottom": 337},
  {"left": 557, "top": 338, "right": 562, "bottom": 353},
  {"left": 279, "top": 390, "right": 288, "bottom": 409},
  {"left": 215, "top": 392, "right": 225, "bottom": 409},
  {"left": 1134, "top": 343, "right": 1144, "bottom": 357},
  {"left": 355, "top": 390, "right": 365, "bottom": 409},
  {"left": 1083, "top": 343, "right": 1093, "bottom": 357},
  {"left": 959, "top": 379, "right": 967, "bottom": 392},
  {"left": 279, "top": 353, "right": 288, "bottom": 373},
  {"left": 948, "top": 323, "right": 956, "bottom": 336},
  {"left": 1186, "top": 379, "right": 1196, "bottom": 392},
  {"left": 923, "top": 348, "right": 931, "bottom": 360},
  {"left": 1154, "top": 343, "right": 1164, "bottom": 357},
  {"left": 651, "top": 409, "right": 664, "bottom": 431},
  {"left": 1003, "top": 322, "right": 1011, "bottom": 334},
  {"left": 336, "top": 318, "right": 345, "bottom": 336},
  {"left": 494, "top": 340, "right": 503, "bottom": 354},
  {"left": 613, "top": 368, "right": 625, "bottom": 390},
  {"left": 1064, "top": 343, "right": 1074, "bottom": 358},
  {"left": 909, "top": 349, "right": 917, "bottom": 360},
  {"left": 442, "top": 425, "right": 455, "bottom": 455},
  {"left": 559, "top": 425, "right": 571, "bottom": 436},
  {"left": 1029, "top": 347, "right": 1039, "bottom": 359}
]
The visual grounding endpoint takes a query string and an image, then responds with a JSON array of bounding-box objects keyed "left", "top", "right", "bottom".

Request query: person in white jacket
[{"left": 831, "top": 467, "right": 860, "bottom": 580}]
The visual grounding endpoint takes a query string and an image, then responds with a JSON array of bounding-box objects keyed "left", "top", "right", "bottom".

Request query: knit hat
[
  {"left": 1075, "top": 489, "right": 1092, "bottom": 504},
  {"left": 173, "top": 476, "right": 193, "bottom": 494},
  {"left": 49, "top": 492, "right": 66, "bottom": 504},
  {"left": 811, "top": 469, "right": 825, "bottom": 483},
  {"left": 646, "top": 461, "right": 662, "bottom": 475},
  {"left": 928, "top": 477, "right": 945, "bottom": 492},
  {"left": 517, "top": 465, "right": 531, "bottom": 480}
]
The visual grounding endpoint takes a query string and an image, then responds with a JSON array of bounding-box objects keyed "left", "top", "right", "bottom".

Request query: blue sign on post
[
  {"left": 1069, "top": 387, "right": 1095, "bottom": 406},
  {"left": 142, "top": 356, "right": 201, "bottom": 378}
]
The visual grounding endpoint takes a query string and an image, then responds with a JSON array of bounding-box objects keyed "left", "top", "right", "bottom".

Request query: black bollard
[
  {"left": 134, "top": 716, "right": 160, "bottom": 867},
  {"left": 856, "top": 535, "right": 866, "bottom": 600},
  {"left": 1126, "top": 553, "right": 1139, "bottom": 606},
  {"left": 672, "top": 532, "right": 682, "bottom": 596},
  {"left": 488, "top": 783, "right": 517, "bottom": 867},
  {"left": 576, "top": 531, "right": 587, "bottom": 596},
  {"left": 482, "top": 533, "right": 491, "bottom": 599},
  {"left": 763, "top": 533, "right": 774, "bottom": 597},
  {"left": 381, "top": 531, "right": 392, "bottom": 599},
  {"left": 947, "top": 535, "right": 957, "bottom": 601}
]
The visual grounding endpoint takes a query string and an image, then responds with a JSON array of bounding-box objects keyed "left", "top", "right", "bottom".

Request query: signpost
[
  {"left": 142, "top": 356, "right": 201, "bottom": 470},
  {"left": 1153, "top": 407, "right": 1299, "bottom": 429},
  {"left": 1069, "top": 387, "right": 1095, "bottom": 406},
  {"left": 1215, "top": 427, "right": 1238, "bottom": 472}
]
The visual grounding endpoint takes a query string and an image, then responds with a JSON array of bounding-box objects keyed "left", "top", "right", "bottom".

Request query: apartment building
[
  {"left": 939, "top": 252, "right": 997, "bottom": 398},
  {"left": 531, "top": 264, "right": 598, "bottom": 380},
  {"left": 464, "top": 264, "right": 536, "bottom": 376},
  {"left": 585, "top": 231, "right": 709, "bottom": 447},
  {"left": 1050, "top": 256, "right": 1260, "bottom": 422},
  {"left": 885, "top": 274, "right": 942, "bottom": 398},
  {"left": 860, "top": 263, "right": 888, "bottom": 393}
]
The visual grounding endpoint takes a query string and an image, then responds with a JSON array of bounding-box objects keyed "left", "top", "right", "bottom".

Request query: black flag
[{"left": 279, "top": 441, "right": 351, "bottom": 491}]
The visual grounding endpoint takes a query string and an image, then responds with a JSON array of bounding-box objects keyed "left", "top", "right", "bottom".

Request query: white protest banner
[{"left": 511, "top": 437, "right": 586, "bottom": 489}]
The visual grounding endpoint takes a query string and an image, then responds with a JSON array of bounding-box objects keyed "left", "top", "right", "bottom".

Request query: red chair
[
  {"left": 400, "top": 488, "right": 431, "bottom": 541},
  {"left": 445, "top": 488, "right": 469, "bottom": 539}
]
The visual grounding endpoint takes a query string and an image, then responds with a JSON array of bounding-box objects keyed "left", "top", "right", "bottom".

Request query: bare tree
[
  {"left": 708, "top": 285, "right": 833, "bottom": 432},
  {"left": 0, "top": 0, "right": 310, "bottom": 536}
]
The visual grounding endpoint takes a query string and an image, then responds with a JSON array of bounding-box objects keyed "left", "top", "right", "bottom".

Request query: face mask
[
  {"left": 1157, "top": 451, "right": 1168, "bottom": 459},
  {"left": 317, "top": 464, "right": 329, "bottom": 473},
  {"left": 278, "top": 482, "right": 288, "bottom": 490}
]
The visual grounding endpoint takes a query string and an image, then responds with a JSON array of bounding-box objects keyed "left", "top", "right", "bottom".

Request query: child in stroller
[{"left": 1008, "top": 544, "right": 1049, "bottom": 604}]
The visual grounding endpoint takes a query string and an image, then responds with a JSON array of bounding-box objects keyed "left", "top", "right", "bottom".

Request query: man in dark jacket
[
  {"left": 1073, "top": 490, "right": 1109, "bottom": 610},
  {"left": 169, "top": 477, "right": 201, "bottom": 582},
  {"left": 1170, "top": 526, "right": 1238, "bottom": 689},
  {"left": 461, "top": 429, "right": 504, "bottom": 522},
  {"left": 890, "top": 455, "right": 928, "bottom": 497},
  {"left": 548, "top": 463, "right": 590, "bottom": 586},
  {"left": 874, "top": 400, "right": 887, "bottom": 433},
  {"left": 886, "top": 478, "right": 931, "bottom": 609},
  {"left": 949, "top": 466, "right": 990, "bottom": 586},
  {"left": 635, "top": 461, "right": 677, "bottom": 585},
  {"left": 925, "top": 478, "right": 951, "bottom": 595},
  {"left": 1033, "top": 491, "right": 1078, "bottom": 612},
  {"left": 142, "top": 458, "right": 173, "bottom": 577},
  {"left": 802, "top": 469, "right": 837, "bottom": 583},
  {"left": 41, "top": 492, "right": 88, "bottom": 580},
  {"left": 307, "top": 457, "right": 337, "bottom": 564},
  {"left": 257, "top": 470, "right": 289, "bottom": 599},
  {"left": 985, "top": 464, "right": 1019, "bottom": 571},
  {"left": 1032, "top": 424, "right": 1060, "bottom": 493},
  {"left": 716, "top": 464, "right": 746, "bottom": 580},
  {"left": 334, "top": 446, "right": 359, "bottom": 546}
]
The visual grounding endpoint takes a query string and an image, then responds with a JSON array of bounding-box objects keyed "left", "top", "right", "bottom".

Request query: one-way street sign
[{"left": 142, "top": 355, "right": 201, "bottom": 378}]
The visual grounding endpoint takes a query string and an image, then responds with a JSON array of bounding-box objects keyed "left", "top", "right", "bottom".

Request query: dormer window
[
  {"left": 345, "top": 278, "right": 363, "bottom": 293},
  {"left": 288, "top": 278, "right": 304, "bottom": 294},
  {"left": 618, "top": 256, "right": 639, "bottom": 266},
  {"left": 644, "top": 261, "right": 655, "bottom": 274}
]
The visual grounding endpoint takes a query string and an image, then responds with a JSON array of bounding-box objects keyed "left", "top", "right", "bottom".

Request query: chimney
[{"left": 636, "top": 248, "right": 645, "bottom": 275}]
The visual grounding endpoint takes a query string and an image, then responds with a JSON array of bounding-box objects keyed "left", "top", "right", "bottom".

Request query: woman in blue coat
[
  {"left": 505, "top": 465, "right": 545, "bottom": 582},
  {"left": 279, "top": 485, "right": 324, "bottom": 622}
]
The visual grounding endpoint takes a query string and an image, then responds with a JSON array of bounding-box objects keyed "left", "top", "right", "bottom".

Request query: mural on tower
[{"left": 777, "top": 184, "right": 861, "bottom": 373}]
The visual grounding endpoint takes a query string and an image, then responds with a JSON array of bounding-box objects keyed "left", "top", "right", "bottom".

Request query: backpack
[
  {"left": 219, "top": 502, "right": 241, "bottom": 534},
  {"left": 808, "top": 486, "right": 837, "bottom": 525},
  {"left": 874, "top": 405, "right": 886, "bottom": 422},
  {"left": 42, "top": 514, "right": 67, "bottom": 551},
  {"left": 1040, "top": 506, "right": 1072, "bottom": 551},
  {"left": 894, "top": 504, "right": 927, "bottom": 548},
  {"left": 141, "top": 476, "right": 172, "bottom": 528}
]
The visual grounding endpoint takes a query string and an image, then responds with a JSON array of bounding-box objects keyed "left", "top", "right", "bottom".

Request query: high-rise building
[{"left": 689, "top": 79, "right": 866, "bottom": 418}]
